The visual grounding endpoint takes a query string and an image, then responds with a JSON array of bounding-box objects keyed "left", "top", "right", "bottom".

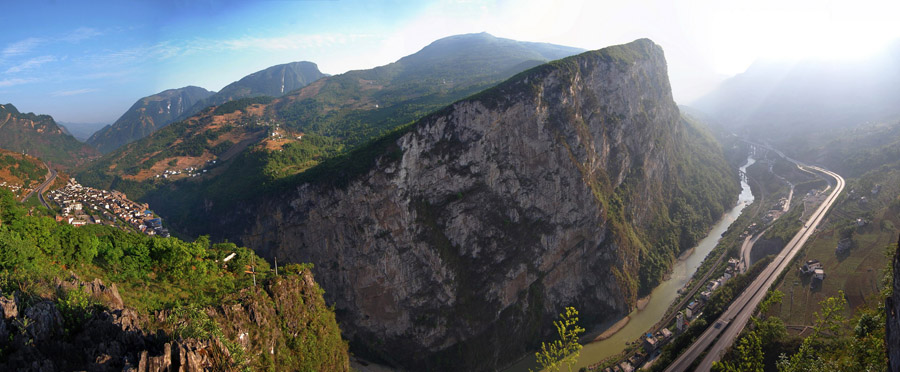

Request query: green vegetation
[
  {"left": 532, "top": 307, "right": 585, "bottom": 372},
  {"left": 648, "top": 256, "right": 773, "bottom": 372},
  {"left": 631, "top": 116, "right": 741, "bottom": 296},
  {"left": 763, "top": 206, "right": 803, "bottom": 243},
  {"left": 77, "top": 34, "right": 584, "bottom": 237},
  {"left": 715, "top": 288, "right": 888, "bottom": 371},
  {"left": 0, "top": 187, "right": 262, "bottom": 311},
  {"left": 0, "top": 104, "right": 97, "bottom": 168},
  {"left": 714, "top": 330, "right": 764, "bottom": 372},
  {"left": 87, "top": 86, "right": 214, "bottom": 153},
  {"left": 0, "top": 152, "right": 45, "bottom": 191},
  {"left": 213, "top": 96, "right": 274, "bottom": 116},
  {"left": 0, "top": 188, "right": 348, "bottom": 369}
]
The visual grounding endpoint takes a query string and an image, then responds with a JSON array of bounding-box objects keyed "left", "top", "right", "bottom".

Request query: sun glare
[{"left": 710, "top": 0, "right": 900, "bottom": 75}]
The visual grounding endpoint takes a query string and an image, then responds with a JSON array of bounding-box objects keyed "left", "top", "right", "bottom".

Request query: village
[
  {"left": 155, "top": 159, "right": 217, "bottom": 180},
  {"left": 587, "top": 257, "right": 742, "bottom": 372},
  {"left": 0, "top": 181, "right": 28, "bottom": 197},
  {"left": 47, "top": 178, "right": 169, "bottom": 237}
]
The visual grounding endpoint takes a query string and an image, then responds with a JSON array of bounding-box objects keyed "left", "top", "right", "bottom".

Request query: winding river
[{"left": 505, "top": 157, "right": 755, "bottom": 371}]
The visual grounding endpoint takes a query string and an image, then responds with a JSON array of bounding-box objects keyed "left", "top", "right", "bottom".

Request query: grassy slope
[
  {"left": 771, "top": 167, "right": 899, "bottom": 325},
  {"left": 0, "top": 149, "right": 47, "bottom": 198},
  {"left": 0, "top": 188, "right": 348, "bottom": 370}
]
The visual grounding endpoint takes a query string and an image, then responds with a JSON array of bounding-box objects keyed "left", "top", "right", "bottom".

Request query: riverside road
[{"left": 664, "top": 146, "right": 844, "bottom": 372}]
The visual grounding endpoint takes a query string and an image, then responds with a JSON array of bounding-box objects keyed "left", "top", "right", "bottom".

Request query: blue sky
[{"left": 2, "top": 0, "right": 898, "bottom": 125}]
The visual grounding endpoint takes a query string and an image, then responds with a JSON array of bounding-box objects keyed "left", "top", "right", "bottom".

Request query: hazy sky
[{"left": 1, "top": 0, "right": 898, "bottom": 124}]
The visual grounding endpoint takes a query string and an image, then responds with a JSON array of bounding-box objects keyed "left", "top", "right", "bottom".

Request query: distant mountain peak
[
  {"left": 0, "top": 103, "right": 20, "bottom": 114},
  {"left": 0, "top": 104, "right": 99, "bottom": 168},
  {"left": 87, "top": 86, "right": 214, "bottom": 153}
]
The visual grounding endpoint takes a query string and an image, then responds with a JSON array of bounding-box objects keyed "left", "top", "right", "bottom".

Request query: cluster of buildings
[
  {"left": 801, "top": 259, "right": 826, "bottom": 288},
  {"left": 587, "top": 328, "right": 678, "bottom": 372},
  {"left": 0, "top": 181, "right": 26, "bottom": 196},
  {"left": 762, "top": 198, "right": 788, "bottom": 223},
  {"left": 47, "top": 179, "right": 169, "bottom": 237},
  {"left": 587, "top": 257, "right": 744, "bottom": 371},
  {"left": 155, "top": 160, "right": 216, "bottom": 180},
  {"left": 698, "top": 259, "right": 740, "bottom": 302},
  {"left": 847, "top": 184, "right": 881, "bottom": 205}
]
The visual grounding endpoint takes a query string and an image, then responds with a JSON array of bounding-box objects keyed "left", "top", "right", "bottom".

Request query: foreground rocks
[
  {"left": 886, "top": 233, "right": 900, "bottom": 371},
  {"left": 0, "top": 270, "right": 348, "bottom": 371}
]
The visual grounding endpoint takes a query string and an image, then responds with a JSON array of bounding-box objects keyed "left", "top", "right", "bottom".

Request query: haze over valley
[{"left": 0, "top": 1, "right": 899, "bottom": 371}]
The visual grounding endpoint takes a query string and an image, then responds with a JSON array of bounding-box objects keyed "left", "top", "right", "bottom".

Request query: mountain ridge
[
  {"left": 177, "top": 61, "right": 328, "bottom": 122},
  {"left": 87, "top": 86, "right": 214, "bottom": 153},
  {"left": 223, "top": 38, "right": 739, "bottom": 370},
  {"left": 691, "top": 42, "right": 900, "bottom": 139},
  {"left": 77, "top": 33, "right": 587, "bottom": 238},
  {"left": 0, "top": 103, "right": 99, "bottom": 168}
]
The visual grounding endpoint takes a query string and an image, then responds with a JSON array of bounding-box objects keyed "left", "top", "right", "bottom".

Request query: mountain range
[
  {"left": 2, "top": 33, "right": 756, "bottom": 371},
  {"left": 178, "top": 61, "right": 328, "bottom": 122},
  {"left": 74, "top": 35, "right": 738, "bottom": 370},
  {"left": 75, "top": 33, "right": 586, "bottom": 233},
  {"left": 691, "top": 41, "right": 900, "bottom": 140},
  {"left": 87, "top": 86, "right": 214, "bottom": 153},
  {"left": 87, "top": 62, "right": 328, "bottom": 154},
  {"left": 0, "top": 103, "right": 99, "bottom": 168}
]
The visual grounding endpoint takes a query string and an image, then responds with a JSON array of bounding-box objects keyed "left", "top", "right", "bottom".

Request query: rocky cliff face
[
  {"left": 87, "top": 86, "right": 214, "bottom": 153},
  {"left": 0, "top": 270, "right": 348, "bottom": 371},
  {"left": 887, "top": 233, "right": 900, "bottom": 372},
  {"left": 232, "top": 39, "right": 737, "bottom": 370}
]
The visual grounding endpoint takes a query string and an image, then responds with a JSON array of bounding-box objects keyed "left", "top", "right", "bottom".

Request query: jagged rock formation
[
  {"left": 887, "top": 233, "right": 900, "bottom": 371},
  {"left": 0, "top": 271, "right": 348, "bottom": 371},
  {"left": 87, "top": 86, "right": 214, "bottom": 153},
  {"left": 232, "top": 39, "right": 738, "bottom": 370},
  {"left": 0, "top": 103, "right": 99, "bottom": 168}
]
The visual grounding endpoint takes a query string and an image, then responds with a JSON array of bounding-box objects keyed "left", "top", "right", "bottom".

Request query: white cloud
[
  {"left": 80, "top": 41, "right": 182, "bottom": 67},
  {"left": 1, "top": 38, "right": 44, "bottom": 60},
  {"left": 61, "top": 27, "right": 104, "bottom": 43},
  {"left": 191, "top": 33, "right": 373, "bottom": 52},
  {"left": 0, "top": 78, "right": 36, "bottom": 87},
  {"left": 51, "top": 88, "right": 97, "bottom": 97},
  {"left": 4, "top": 55, "right": 56, "bottom": 74}
]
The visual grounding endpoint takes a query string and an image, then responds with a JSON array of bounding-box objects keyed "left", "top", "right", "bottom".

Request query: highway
[
  {"left": 664, "top": 154, "right": 844, "bottom": 372},
  {"left": 19, "top": 161, "right": 57, "bottom": 209}
]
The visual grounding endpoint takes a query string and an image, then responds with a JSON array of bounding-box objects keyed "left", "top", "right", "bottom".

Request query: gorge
[{"left": 223, "top": 39, "right": 739, "bottom": 370}]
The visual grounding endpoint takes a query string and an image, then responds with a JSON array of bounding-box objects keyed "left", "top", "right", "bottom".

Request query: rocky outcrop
[
  {"left": 887, "top": 233, "right": 900, "bottom": 372},
  {"left": 232, "top": 39, "right": 738, "bottom": 370},
  {"left": 0, "top": 270, "right": 348, "bottom": 371}
]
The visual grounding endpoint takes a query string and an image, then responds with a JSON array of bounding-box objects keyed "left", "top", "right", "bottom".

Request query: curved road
[
  {"left": 664, "top": 154, "right": 844, "bottom": 372},
  {"left": 20, "top": 161, "right": 57, "bottom": 209}
]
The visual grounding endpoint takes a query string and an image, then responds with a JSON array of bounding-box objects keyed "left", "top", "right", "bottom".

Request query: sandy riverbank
[
  {"left": 591, "top": 316, "right": 631, "bottom": 342},
  {"left": 635, "top": 295, "right": 650, "bottom": 311}
]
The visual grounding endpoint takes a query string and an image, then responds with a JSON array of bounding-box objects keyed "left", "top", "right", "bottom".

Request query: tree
[
  {"left": 776, "top": 291, "right": 848, "bottom": 372},
  {"left": 532, "top": 307, "right": 584, "bottom": 372},
  {"left": 712, "top": 330, "right": 764, "bottom": 372}
]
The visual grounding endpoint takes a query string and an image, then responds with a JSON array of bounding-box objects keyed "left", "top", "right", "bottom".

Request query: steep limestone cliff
[
  {"left": 887, "top": 233, "right": 900, "bottom": 371},
  {"left": 234, "top": 39, "right": 738, "bottom": 370}
]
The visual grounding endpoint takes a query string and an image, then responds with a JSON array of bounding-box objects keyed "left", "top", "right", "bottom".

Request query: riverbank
[
  {"left": 592, "top": 317, "right": 631, "bottom": 342},
  {"left": 502, "top": 157, "right": 757, "bottom": 372},
  {"left": 568, "top": 156, "right": 757, "bottom": 370}
]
